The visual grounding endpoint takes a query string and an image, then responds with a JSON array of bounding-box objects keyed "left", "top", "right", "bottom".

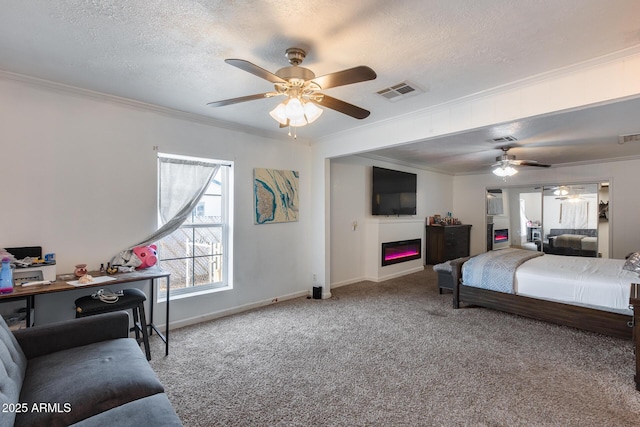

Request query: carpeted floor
[{"left": 149, "top": 268, "right": 640, "bottom": 426}]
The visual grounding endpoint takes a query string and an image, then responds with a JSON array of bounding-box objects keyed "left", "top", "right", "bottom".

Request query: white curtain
[
  {"left": 519, "top": 199, "right": 528, "bottom": 237},
  {"left": 559, "top": 201, "right": 589, "bottom": 229},
  {"left": 111, "top": 156, "right": 221, "bottom": 266}
]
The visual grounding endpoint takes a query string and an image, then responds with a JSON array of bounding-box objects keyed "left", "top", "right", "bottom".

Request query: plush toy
[{"left": 132, "top": 245, "right": 158, "bottom": 269}]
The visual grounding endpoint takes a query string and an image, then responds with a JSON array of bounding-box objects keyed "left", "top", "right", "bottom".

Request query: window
[{"left": 157, "top": 155, "right": 232, "bottom": 296}]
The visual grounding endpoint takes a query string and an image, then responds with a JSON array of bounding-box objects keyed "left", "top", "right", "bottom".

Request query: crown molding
[
  {"left": 355, "top": 153, "right": 454, "bottom": 176},
  {"left": 358, "top": 151, "right": 640, "bottom": 177},
  {"left": 0, "top": 69, "right": 312, "bottom": 144}
]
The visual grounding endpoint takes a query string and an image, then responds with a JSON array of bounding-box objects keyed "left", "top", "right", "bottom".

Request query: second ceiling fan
[
  {"left": 492, "top": 146, "right": 551, "bottom": 177},
  {"left": 207, "top": 47, "right": 377, "bottom": 131}
]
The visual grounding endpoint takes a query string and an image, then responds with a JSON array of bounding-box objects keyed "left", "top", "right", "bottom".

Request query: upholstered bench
[{"left": 433, "top": 261, "right": 453, "bottom": 293}]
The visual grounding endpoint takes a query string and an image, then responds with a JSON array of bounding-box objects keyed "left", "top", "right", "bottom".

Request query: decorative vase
[{"left": 74, "top": 264, "right": 88, "bottom": 277}]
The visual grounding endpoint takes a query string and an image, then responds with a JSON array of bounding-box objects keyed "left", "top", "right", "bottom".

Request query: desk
[
  {"left": 0, "top": 268, "right": 171, "bottom": 356},
  {"left": 527, "top": 226, "right": 542, "bottom": 243}
]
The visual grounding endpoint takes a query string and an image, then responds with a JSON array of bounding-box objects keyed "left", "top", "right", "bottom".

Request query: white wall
[
  {"left": 330, "top": 156, "right": 452, "bottom": 286},
  {"left": 0, "top": 76, "right": 312, "bottom": 327},
  {"left": 453, "top": 160, "right": 640, "bottom": 259}
]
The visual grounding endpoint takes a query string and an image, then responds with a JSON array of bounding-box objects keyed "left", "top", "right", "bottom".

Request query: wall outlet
[{"left": 312, "top": 273, "right": 317, "bottom": 283}]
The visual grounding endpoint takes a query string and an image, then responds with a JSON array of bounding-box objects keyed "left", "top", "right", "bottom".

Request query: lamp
[
  {"left": 269, "top": 97, "right": 323, "bottom": 127},
  {"left": 492, "top": 164, "right": 518, "bottom": 177}
]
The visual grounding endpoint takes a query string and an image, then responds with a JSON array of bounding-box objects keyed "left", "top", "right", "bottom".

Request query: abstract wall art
[{"left": 254, "top": 168, "right": 299, "bottom": 224}]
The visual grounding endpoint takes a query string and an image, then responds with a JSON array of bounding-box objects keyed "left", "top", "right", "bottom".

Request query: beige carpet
[{"left": 150, "top": 268, "right": 640, "bottom": 426}]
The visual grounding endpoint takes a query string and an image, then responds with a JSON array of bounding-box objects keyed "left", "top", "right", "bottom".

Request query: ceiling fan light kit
[
  {"left": 492, "top": 165, "right": 518, "bottom": 177},
  {"left": 208, "top": 47, "right": 376, "bottom": 137},
  {"left": 269, "top": 97, "right": 323, "bottom": 127}
]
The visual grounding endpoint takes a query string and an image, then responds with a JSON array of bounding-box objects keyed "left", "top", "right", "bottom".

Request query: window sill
[{"left": 157, "top": 284, "right": 232, "bottom": 303}]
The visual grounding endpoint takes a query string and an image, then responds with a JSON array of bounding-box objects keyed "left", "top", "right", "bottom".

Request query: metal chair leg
[{"left": 137, "top": 302, "right": 151, "bottom": 361}]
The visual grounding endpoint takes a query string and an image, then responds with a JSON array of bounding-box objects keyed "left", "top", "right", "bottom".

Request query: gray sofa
[{"left": 0, "top": 311, "right": 182, "bottom": 427}]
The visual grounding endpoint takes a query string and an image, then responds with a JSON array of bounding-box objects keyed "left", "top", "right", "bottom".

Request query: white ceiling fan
[{"left": 545, "top": 185, "right": 587, "bottom": 201}]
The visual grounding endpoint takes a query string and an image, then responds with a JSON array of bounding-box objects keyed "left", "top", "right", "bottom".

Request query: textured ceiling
[{"left": 1, "top": 0, "right": 640, "bottom": 173}]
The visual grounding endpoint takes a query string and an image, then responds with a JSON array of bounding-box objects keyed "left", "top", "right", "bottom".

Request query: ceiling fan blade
[
  {"left": 311, "top": 66, "right": 377, "bottom": 89},
  {"left": 313, "top": 94, "right": 370, "bottom": 119},
  {"left": 515, "top": 160, "right": 551, "bottom": 168},
  {"left": 207, "top": 93, "right": 271, "bottom": 107},
  {"left": 225, "top": 59, "right": 286, "bottom": 84}
]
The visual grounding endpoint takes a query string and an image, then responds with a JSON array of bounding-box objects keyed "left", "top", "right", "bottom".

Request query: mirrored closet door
[{"left": 486, "top": 182, "right": 609, "bottom": 258}]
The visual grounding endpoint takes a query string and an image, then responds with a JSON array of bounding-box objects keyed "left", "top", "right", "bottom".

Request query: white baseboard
[
  {"left": 331, "top": 277, "right": 370, "bottom": 289},
  {"left": 375, "top": 266, "right": 425, "bottom": 282},
  {"left": 161, "top": 289, "right": 309, "bottom": 331},
  {"left": 331, "top": 266, "right": 425, "bottom": 288}
]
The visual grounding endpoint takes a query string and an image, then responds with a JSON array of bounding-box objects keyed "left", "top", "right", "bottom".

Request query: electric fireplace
[
  {"left": 493, "top": 228, "right": 509, "bottom": 249},
  {"left": 381, "top": 239, "right": 422, "bottom": 266},
  {"left": 494, "top": 228, "right": 509, "bottom": 243}
]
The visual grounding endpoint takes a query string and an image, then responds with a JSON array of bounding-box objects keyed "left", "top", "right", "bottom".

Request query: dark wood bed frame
[{"left": 450, "top": 257, "right": 640, "bottom": 390}]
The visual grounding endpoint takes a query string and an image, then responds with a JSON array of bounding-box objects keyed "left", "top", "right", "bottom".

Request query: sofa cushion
[
  {"left": 0, "top": 314, "right": 28, "bottom": 427},
  {"left": 16, "top": 338, "right": 164, "bottom": 427},
  {"left": 69, "top": 393, "right": 183, "bottom": 427}
]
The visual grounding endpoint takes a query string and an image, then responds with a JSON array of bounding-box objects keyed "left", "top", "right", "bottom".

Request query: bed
[
  {"left": 451, "top": 248, "right": 640, "bottom": 390},
  {"left": 450, "top": 249, "right": 635, "bottom": 339}
]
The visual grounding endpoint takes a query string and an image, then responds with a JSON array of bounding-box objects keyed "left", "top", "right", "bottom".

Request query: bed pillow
[{"left": 623, "top": 252, "right": 640, "bottom": 274}]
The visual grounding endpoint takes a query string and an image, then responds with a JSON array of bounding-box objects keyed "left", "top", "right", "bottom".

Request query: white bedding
[{"left": 515, "top": 254, "right": 636, "bottom": 315}]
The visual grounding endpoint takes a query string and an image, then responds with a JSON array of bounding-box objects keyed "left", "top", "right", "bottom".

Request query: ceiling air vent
[
  {"left": 376, "top": 81, "right": 424, "bottom": 102},
  {"left": 490, "top": 136, "right": 518, "bottom": 143},
  {"left": 618, "top": 133, "right": 640, "bottom": 144}
]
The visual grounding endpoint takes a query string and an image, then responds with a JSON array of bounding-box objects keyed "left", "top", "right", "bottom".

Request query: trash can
[{"left": 312, "top": 286, "right": 322, "bottom": 299}]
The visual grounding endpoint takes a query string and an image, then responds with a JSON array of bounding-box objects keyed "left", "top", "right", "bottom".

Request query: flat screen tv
[{"left": 371, "top": 166, "right": 417, "bottom": 216}]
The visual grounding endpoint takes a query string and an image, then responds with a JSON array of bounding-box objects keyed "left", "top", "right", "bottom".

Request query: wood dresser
[{"left": 425, "top": 224, "right": 471, "bottom": 265}]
